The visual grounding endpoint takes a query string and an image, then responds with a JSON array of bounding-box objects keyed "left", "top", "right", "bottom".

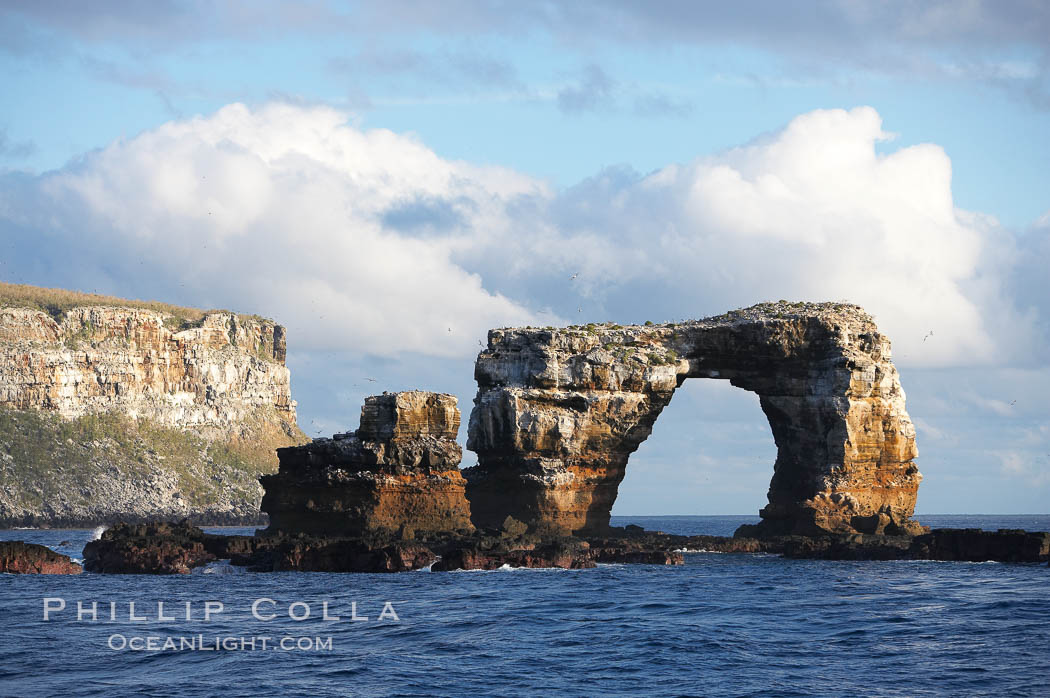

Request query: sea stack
[{"left": 261, "top": 391, "right": 474, "bottom": 538}]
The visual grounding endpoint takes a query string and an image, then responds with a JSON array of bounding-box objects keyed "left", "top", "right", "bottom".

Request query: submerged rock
[
  {"left": 779, "top": 535, "right": 913, "bottom": 560},
  {"left": 261, "top": 391, "right": 473, "bottom": 539},
  {"left": 585, "top": 529, "right": 774, "bottom": 561},
  {"left": 465, "top": 302, "right": 924, "bottom": 538},
  {"left": 586, "top": 524, "right": 1050, "bottom": 564},
  {"left": 0, "top": 541, "right": 82, "bottom": 574}
]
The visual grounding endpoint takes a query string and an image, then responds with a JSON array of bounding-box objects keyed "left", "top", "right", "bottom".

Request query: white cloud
[
  {"left": 912, "top": 417, "right": 949, "bottom": 442},
  {"left": 997, "top": 450, "right": 1050, "bottom": 487},
  {"left": 8, "top": 102, "right": 549, "bottom": 357},
  {"left": 2, "top": 102, "right": 1045, "bottom": 374},
  {"left": 464, "top": 106, "right": 1042, "bottom": 367}
]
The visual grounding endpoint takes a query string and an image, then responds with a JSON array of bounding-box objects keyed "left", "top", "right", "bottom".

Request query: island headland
[
  {"left": 0, "top": 282, "right": 307, "bottom": 528},
  {"left": 0, "top": 290, "right": 1046, "bottom": 573}
]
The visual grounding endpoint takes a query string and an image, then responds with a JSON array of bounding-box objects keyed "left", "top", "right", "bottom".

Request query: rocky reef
[
  {"left": 261, "top": 391, "right": 473, "bottom": 538},
  {"left": 78, "top": 518, "right": 1050, "bottom": 574},
  {"left": 466, "top": 301, "right": 923, "bottom": 538},
  {"left": 84, "top": 518, "right": 601, "bottom": 573},
  {"left": 0, "top": 540, "right": 82, "bottom": 574},
  {"left": 779, "top": 528, "right": 1050, "bottom": 562},
  {"left": 0, "top": 283, "right": 307, "bottom": 527}
]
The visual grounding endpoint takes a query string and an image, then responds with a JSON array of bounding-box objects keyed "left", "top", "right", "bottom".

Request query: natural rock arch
[{"left": 464, "top": 302, "right": 923, "bottom": 537}]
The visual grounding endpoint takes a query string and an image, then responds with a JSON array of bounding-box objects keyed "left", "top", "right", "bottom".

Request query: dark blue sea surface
[{"left": 1, "top": 515, "right": 1048, "bottom": 697}]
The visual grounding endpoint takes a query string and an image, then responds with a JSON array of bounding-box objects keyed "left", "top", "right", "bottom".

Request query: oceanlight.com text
[{"left": 106, "top": 634, "right": 334, "bottom": 652}]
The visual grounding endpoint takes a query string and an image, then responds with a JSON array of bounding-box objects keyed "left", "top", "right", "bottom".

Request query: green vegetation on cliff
[
  {"left": 0, "top": 406, "right": 308, "bottom": 527},
  {"left": 0, "top": 280, "right": 269, "bottom": 328}
]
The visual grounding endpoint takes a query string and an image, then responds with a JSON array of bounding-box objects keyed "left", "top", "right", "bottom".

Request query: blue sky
[{"left": 2, "top": 1, "right": 1048, "bottom": 515}]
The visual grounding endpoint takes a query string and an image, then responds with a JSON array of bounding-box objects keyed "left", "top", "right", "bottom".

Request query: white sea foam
[
  {"left": 417, "top": 557, "right": 440, "bottom": 572},
  {"left": 448, "top": 565, "right": 519, "bottom": 573},
  {"left": 885, "top": 558, "right": 1004, "bottom": 565},
  {"left": 449, "top": 564, "right": 578, "bottom": 573},
  {"left": 675, "top": 548, "right": 724, "bottom": 553},
  {"left": 194, "top": 560, "right": 244, "bottom": 575},
  {"left": 90, "top": 526, "right": 107, "bottom": 541}
]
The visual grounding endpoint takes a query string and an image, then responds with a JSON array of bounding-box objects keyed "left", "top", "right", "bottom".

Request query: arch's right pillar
[{"left": 465, "top": 302, "right": 923, "bottom": 538}]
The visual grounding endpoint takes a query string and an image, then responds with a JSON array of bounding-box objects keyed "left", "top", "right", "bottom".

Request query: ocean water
[{"left": 1, "top": 515, "right": 1047, "bottom": 697}]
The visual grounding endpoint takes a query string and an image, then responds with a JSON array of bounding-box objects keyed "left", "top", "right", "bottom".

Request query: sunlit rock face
[
  {"left": 0, "top": 305, "right": 294, "bottom": 427},
  {"left": 262, "top": 391, "right": 474, "bottom": 538},
  {"left": 465, "top": 302, "right": 923, "bottom": 538},
  {"left": 0, "top": 300, "right": 304, "bottom": 526}
]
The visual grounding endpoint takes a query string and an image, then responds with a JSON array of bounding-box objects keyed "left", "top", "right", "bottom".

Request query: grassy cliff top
[{"left": 0, "top": 281, "right": 271, "bottom": 327}]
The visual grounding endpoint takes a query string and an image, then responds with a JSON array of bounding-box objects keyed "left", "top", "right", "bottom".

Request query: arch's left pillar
[{"left": 466, "top": 386, "right": 676, "bottom": 534}]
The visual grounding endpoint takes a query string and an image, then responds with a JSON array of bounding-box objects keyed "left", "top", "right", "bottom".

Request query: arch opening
[{"left": 610, "top": 377, "right": 773, "bottom": 519}]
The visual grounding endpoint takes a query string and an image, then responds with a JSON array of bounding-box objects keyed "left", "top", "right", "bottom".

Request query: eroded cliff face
[
  {"left": 0, "top": 300, "right": 305, "bottom": 527},
  {"left": 0, "top": 305, "right": 293, "bottom": 428},
  {"left": 262, "top": 391, "right": 474, "bottom": 538},
  {"left": 465, "top": 301, "right": 923, "bottom": 538}
]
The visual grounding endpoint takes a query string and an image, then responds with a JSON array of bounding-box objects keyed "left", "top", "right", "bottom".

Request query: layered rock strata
[
  {"left": 0, "top": 286, "right": 306, "bottom": 526},
  {"left": 466, "top": 301, "right": 923, "bottom": 537},
  {"left": 0, "top": 304, "right": 294, "bottom": 426},
  {"left": 261, "top": 392, "right": 473, "bottom": 538}
]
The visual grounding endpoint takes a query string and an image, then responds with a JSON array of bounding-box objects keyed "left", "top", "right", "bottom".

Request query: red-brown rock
[
  {"left": 262, "top": 391, "right": 473, "bottom": 538},
  {"left": 0, "top": 541, "right": 82, "bottom": 574}
]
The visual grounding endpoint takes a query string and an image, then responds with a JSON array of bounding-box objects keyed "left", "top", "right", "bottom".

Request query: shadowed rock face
[
  {"left": 262, "top": 392, "right": 473, "bottom": 538},
  {"left": 465, "top": 301, "right": 923, "bottom": 538}
]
